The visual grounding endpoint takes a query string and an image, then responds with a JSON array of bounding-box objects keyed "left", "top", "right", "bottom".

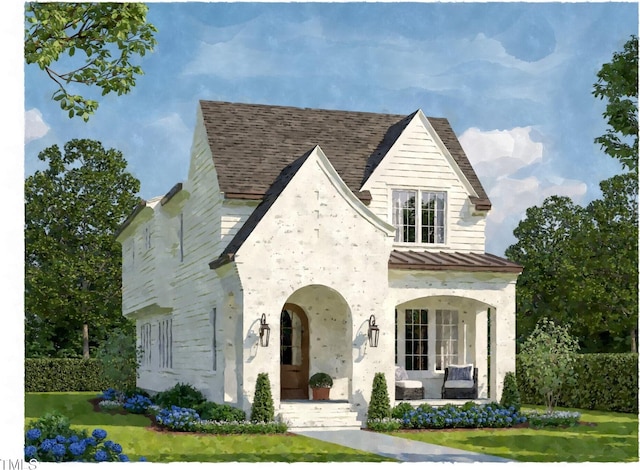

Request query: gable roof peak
[{"left": 198, "top": 100, "right": 490, "bottom": 209}]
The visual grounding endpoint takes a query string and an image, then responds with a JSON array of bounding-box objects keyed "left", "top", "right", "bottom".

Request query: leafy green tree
[
  {"left": 593, "top": 35, "right": 638, "bottom": 174},
  {"left": 507, "top": 36, "right": 639, "bottom": 353},
  {"left": 95, "top": 327, "right": 140, "bottom": 392},
  {"left": 24, "top": 2, "right": 157, "bottom": 121},
  {"left": 505, "top": 196, "right": 586, "bottom": 342},
  {"left": 25, "top": 139, "right": 140, "bottom": 358},
  {"left": 574, "top": 173, "right": 638, "bottom": 352},
  {"left": 518, "top": 318, "right": 579, "bottom": 413}
]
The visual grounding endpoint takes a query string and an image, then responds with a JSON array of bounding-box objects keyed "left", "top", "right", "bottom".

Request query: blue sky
[
  {"left": 2, "top": 0, "right": 638, "bottom": 458},
  {"left": 21, "top": 1, "right": 638, "bottom": 257}
]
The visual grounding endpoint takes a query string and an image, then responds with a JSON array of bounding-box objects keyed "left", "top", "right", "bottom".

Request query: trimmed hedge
[
  {"left": 25, "top": 358, "right": 114, "bottom": 392},
  {"left": 517, "top": 353, "right": 638, "bottom": 414}
]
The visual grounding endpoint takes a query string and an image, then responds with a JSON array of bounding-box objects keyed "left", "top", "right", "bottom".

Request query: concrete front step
[{"left": 279, "top": 401, "right": 362, "bottom": 428}]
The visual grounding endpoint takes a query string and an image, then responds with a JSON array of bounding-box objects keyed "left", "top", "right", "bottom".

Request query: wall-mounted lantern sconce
[
  {"left": 368, "top": 314, "right": 380, "bottom": 348},
  {"left": 259, "top": 314, "right": 270, "bottom": 347}
]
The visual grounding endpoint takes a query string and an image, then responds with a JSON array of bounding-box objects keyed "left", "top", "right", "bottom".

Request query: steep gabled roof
[
  {"left": 209, "top": 148, "right": 312, "bottom": 269},
  {"left": 199, "top": 101, "right": 491, "bottom": 208},
  {"left": 209, "top": 145, "right": 396, "bottom": 270}
]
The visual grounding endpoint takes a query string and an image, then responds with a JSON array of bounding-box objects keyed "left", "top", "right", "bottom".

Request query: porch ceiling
[{"left": 388, "top": 251, "right": 522, "bottom": 273}]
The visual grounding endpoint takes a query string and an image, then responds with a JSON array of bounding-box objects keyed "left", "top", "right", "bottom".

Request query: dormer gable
[{"left": 361, "top": 110, "right": 490, "bottom": 214}]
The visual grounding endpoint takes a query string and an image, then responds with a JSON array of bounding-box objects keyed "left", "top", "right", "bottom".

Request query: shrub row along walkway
[{"left": 292, "top": 428, "right": 512, "bottom": 463}]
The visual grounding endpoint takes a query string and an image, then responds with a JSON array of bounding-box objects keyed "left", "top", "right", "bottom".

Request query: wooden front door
[{"left": 280, "top": 304, "right": 309, "bottom": 400}]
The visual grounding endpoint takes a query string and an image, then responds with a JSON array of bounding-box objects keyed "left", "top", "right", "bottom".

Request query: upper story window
[
  {"left": 178, "top": 212, "right": 184, "bottom": 262},
  {"left": 392, "top": 190, "right": 446, "bottom": 244},
  {"left": 143, "top": 224, "right": 152, "bottom": 250}
]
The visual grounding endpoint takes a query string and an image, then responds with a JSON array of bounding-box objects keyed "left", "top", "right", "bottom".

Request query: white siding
[
  {"left": 363, "top": 114, "right": 487, "bottom": 253},
  {"left": 221, "top": 200, "right": 259, "bottom": 245},
  {"left": 159, "top": 107, "right": 226, "bottom": 398}
]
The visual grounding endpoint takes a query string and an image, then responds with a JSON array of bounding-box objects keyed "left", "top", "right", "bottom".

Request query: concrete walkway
[{"left": 293, "top": 428, "right": 512, "bottom": 463}]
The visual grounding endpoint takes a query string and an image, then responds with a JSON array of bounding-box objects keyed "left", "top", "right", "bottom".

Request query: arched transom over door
[{"left": 280, "top": 303, "right": 309, "bottom": 400}]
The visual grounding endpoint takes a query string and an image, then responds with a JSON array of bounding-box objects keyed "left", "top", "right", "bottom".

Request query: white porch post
[
  {"left": 489, "top": 294, "right": 516, "bottom": 402},
  {"left": 474, "top": 308, "right": 488, "bottom": 399}
]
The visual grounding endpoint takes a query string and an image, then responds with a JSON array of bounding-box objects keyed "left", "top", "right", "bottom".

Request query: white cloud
[
  {"left": 460, "top": 126, "right": 587, "bottom": 254},
  {"left": 460, "top": 126, "right": 543, "bottom": 174},
  {"left": 24, "top": 108, "right": 49, "bottom": 144}
]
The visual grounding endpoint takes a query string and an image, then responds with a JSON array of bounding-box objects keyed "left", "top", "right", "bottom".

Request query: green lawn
[
  {"left": 25, "top": 392, "right": 393, "bottom": 462},
  {"left": 387, "top": 405, "right": 639, "bottom": 462}
]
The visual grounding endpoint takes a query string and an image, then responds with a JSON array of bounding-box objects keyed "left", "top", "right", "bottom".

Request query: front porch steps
[{"left": 278, "top": 400, "right": 362, "bottom": 429}]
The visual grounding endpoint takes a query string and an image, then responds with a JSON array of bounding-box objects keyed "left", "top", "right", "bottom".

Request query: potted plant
[{"left": 309, "top": 372, "right": 333, "bottom": 400}]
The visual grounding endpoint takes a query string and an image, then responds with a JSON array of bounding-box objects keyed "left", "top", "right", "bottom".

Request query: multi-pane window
[
  {"left": 144, "top": 225, "right": 152, "bottom": 250},
  {"left": 280, "top": 309, "right": 302, "bottom": 366},
  {"left": 397, "top": 308, "right": 460, "bottom": 372},
  {"left": 158, "top": 318, "right": 173, "bottom": 369},
  {"left": 178, "top": 213, "right": 184, "bottom": 262},
  {"left": 210, "top": 308, "right": 217, "bottom": 371},
  {"left": 392, "top": 190, "right": 446, "bottom": 244},
  {"left": 421, "top": 192, "right": 446, "bottom": 244},
  {"left": 140, "top": 322, "right": 152, "bottom": 366},
  {"left": 435, "top": 309, "right": 458, "bottom": 370},
  {"left": 404, "top": 309, "right": 429, "bottom": 371}
]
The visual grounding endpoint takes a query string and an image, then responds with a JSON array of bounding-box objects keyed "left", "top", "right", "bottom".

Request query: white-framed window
[
  {"left": 392, "top": 190, "right": 447, "bottom": 244},
  {"left": 396, "top": 308, "right": 459, "bottom": 372},
  {"left": 144, "top": 224, "right": 152, "bottom": 250},
  {"left": 210, "top": 307, "right": 217, "bottom": 371},
  {"left": 178, "top": 213, "right": 184, "bottom": 262},
  {"left": 435, "top": 309, "right": 459, "bottom": 370},
  {"left": 404, "top": 309, "right": 429, "bottom": 371},
  {"left": 140, "top": 322, "right": 152, "bottom": 367},
  {"left": 158, "top": 318, "right": 173, "bottom": 369}
]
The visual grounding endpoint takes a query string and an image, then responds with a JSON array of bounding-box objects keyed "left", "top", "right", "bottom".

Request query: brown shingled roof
[
  {"left": 389, "top": 250, "right": 522, "bottom": 273},
  {"left": 199, "top": 101, "right": 491, "bottom": 208}
]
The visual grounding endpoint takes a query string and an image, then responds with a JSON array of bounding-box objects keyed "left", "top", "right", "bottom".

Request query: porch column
[
  {"left": 489, "top": 302, "right": 516, "bottom": 401},
  {"left": 474, "top": 308, "right": 488, "bottom": 399}
]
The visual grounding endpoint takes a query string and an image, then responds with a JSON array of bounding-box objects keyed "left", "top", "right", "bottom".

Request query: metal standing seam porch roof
[{"left": 388, "top": 251, "right": 522, "bottom": 273}]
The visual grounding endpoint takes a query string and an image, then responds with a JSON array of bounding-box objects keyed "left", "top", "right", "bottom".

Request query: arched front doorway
[{"left": 280, "top": 303, "right": 309, "bottom": 400}]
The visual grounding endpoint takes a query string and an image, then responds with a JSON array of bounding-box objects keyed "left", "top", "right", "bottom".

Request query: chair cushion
[
  {"left": 396, "top": 380, "right": 423, "bottom": 389},
  {"left": 395, "top": 366, "right": 409, "bottom": 381},
  {"left": 444, "top": 380, "right": 475, "bottom": 389},
  {"left": 448, "top": 364, "right": 473, "bottom": 381}
]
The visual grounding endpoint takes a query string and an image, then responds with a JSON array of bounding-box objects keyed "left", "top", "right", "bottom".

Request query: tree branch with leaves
[{"left": 25, "top": 2, "right": 157, "bottom": 121}]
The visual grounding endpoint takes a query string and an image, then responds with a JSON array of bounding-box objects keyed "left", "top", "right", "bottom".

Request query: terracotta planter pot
[{"left": 311, "top": 387, "right": 331, "bottom": 400}]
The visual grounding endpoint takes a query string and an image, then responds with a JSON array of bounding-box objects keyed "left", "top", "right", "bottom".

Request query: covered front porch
[{"left": 392, "top": 292, "right": 513, "bottom": 402}]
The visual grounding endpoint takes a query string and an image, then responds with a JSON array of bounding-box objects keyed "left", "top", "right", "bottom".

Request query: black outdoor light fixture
[
  {"left": 259, "top": 313, "right": 270, "bottom": 347},
  {"left": 368, "top": 314, "right": 380, "bottom": 348}
]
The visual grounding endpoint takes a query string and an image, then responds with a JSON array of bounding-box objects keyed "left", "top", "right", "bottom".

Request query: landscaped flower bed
[
  {"left": 368, "top": 402, "right": 527, "bottom": 432},
  {"left": 24, "top": 414, "right": 144, "bottom": 462},
  {"left": 95, "top": 385, "right": 289, "bottom": 435},
  {"left": 524, "top": 410, "right": 581, "bottom": 428}
]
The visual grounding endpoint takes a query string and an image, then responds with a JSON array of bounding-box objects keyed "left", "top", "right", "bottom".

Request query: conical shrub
[
  {"left": 250, "top": 372, "right": 274, "bottom": 423},
  {"left": 367, "top": 372, "right": 391, "bottom": 421},
  {"left": 500, "top": 371, "right": 521, "bottom": 411}
]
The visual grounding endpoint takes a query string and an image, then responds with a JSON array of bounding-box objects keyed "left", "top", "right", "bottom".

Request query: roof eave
[
  {"left": 209, "top": 253, "right": 235, "bottom": 270},
  {"left": 114, "top": 199, "right": 147, "bottom": 240},
  {"left": 388, "top": 263, "right": 522, "bottom": 273}
]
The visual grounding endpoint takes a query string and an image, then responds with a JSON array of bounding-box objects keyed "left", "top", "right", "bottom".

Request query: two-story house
[{"left": 116, "top": 101, "right": 521, "bottom": 427}]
